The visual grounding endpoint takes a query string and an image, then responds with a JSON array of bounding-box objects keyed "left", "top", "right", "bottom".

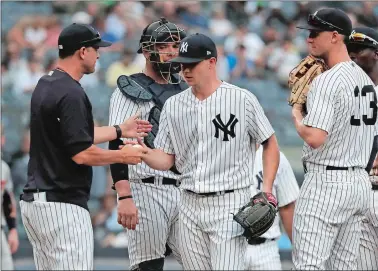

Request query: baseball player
[
  {"left": 292, "top": 8, "right": 377, "bottom": 270},
  {"left": 347, "top": 26, "right": 378, "bottom": 270},
  {"left": 245, "top": 146, "right": 299, "bottom": 270},
  {"left": 1, "top": 125, "right": 19, "bottom": 271},
  {"left": 19, "top": 24, "right": 151, "bottom": 270},
  {"left": 137, "top": 33, "right": 280, "bottom": 270},
  {"left": 108, "top": 18, "right": 188, "bottom": 271}
]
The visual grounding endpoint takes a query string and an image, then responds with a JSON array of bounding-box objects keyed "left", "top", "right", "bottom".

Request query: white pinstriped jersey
[
  {"left": 252, "top": 148, "right": 299, "bottom": 239},
  {"left": 1, "top": 160, "right": 13, "bottom": 226},
  {"left": 302, "top": 61, "right": 377, "bottom": 167},
  {"left": 154, "top": 81, "right": 275, "bottom": 193},
  {"left": 109, "top": 88, "right": 179, "bottom": 181}
]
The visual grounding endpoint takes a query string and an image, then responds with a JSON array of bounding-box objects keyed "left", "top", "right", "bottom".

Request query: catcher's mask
[{"left": 138, "top": 17, "right": 186, "bottom": 84}]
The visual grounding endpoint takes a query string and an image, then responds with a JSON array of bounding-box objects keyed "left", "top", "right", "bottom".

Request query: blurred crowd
[{"left": 2, "top": 1, "right": 378, "bottom": 247}]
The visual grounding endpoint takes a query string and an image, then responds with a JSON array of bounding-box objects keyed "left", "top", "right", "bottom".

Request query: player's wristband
[
  {"left": 6, "top": 216, "right": 16, "bottom": 230},
  {"left": 118, "top": 195, "right": 133, "bottom": 201},
  {"left": 113, "top": 125, "right": 122, "bottom": 139}
]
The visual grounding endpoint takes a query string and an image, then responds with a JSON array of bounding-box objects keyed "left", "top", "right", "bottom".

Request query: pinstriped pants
[
  {"left": 357, "top": 189, "right": 378, "bottom": 270},
  {"left": 1, "top": 228, "right": 14, "bottom": 270},
  {"left": 292, "top": 166, "right": 371, "bottom": 270},
  {"left": 20, "top": 197, "right": 93, "bottom": 270},
  {"left": 127, "top": 182, "right": 181, "bottom": 269},
  {"left": 244, "top": 240, "right": 282, "bottom": 270},
  {"left": 179, "top": 188, "right": 249, "bottom": 270}
]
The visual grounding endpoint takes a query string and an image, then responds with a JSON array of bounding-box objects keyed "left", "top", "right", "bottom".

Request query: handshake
[{"left": 115, "top": 114, "right": 152, "bottom": 165}]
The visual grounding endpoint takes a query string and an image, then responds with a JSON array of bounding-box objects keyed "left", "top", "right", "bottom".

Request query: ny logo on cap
[{"left": 180, "top": 42, "right": 188, "bottom": 53}]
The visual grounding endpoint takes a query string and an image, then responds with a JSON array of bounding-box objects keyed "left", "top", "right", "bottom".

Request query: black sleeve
[
  {"left": 58, "top": 90, "right": 93, "bottom": 157},
  {"left": 109, "top": 139, "right": 129, "bottom": 189},
  {"left": 3, "top": 190, "right": 11, "bottom": 218}
]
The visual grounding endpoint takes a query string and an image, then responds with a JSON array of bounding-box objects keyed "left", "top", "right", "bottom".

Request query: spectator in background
[
  {"left": 7, "top": 16, "right": 34, "bottom": 48},
  {"left": 92, "top": 16, "right": 119, "bottom": 45},
  {"left": 179, "top": 1, "right": 209, "bottom": 30},
  {"left": 224, "top": 24, "right": 265, "bottom": 61},
  {"left": 12, "top": 55, "right": 44, "bottom": 97},
  {"left": 1, "top": 60, "right": 13, "bottom": 93},
  {"left": 355, "top": 2, "right": 378, "bottom": 27},
  {"left": 225, "top": 1, "right": 249, "bottom": 26},
  {"left": 152, "top": 1, "right": 178, "bottom": 23},
  {"left": 105, "top": 48, "right": 142, "bottom": 88},
  {"left": 266, "top": 37, "right": 301, "bottom": 87},
  {"left": 265, "top": 1, "right": 290, "bottom": 27},
  {"left": 44, "top": 16, "right": 62, "bottom": 49},
  {"left": 208, "top": 7, "right": 233, "bottom": 39},
  {"left": 215, "top": 44, "right": 231, "bottom": 81},
  {"left": 4, "top": 42, "right": 28, "bottom": 80},
  {"left": 228, "top": 44, "right": 256, "bottom": 81},
  {"left": 23, "top": 16, "right": 47, "bottom": 50},
  {"left": 105, "top": 2, "right": 128, "bottom": 42},
  {"left": 10, "top": 127, "right": 30, "bottom": 196}
]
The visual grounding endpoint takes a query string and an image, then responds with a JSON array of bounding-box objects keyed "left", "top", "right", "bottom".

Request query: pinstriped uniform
[
  {"left": 357, "top": 86, "right": 378, "bottom": 270},
  {"left": 245, "top": 149, "right": 299, "bottom": 270},
  {"left": 357, "top": 176, "right": 378, "bottom": 270},
  {"left": 293, "top": 61, "right": 376, "bottom": 270},
  {"left": 109, "top": 88, "right": 181, "bottom": 269},
  {"left": 20, "top": 196, "right": 93, "bottom": 270},
  {"left": 1, "top": 160, "right": 14, "bottom": 271},
  {"left": 154, "top": 82, "right": 275, "bottom": 270}
]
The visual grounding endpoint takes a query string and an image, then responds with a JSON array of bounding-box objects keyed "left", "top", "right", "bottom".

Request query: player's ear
[
  {"left": 209, "top": 57, "right": 217, "bottom": 69},
  {"left": 374, "top": 50, "right": 378, "bottom": 60},
  {"left": 332, "top": 31, "right": 341, "bottom": 44}
]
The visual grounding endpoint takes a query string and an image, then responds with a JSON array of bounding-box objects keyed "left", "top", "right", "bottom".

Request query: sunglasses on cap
[
  {"left": 308, "top": 14, "right": 344, "bottom": 32},
  {"left": 349, "top": 30, "right": 378, "bottom": 47},
  {"left": 79, "top": 33, "right": 101, "bottom": 46}
]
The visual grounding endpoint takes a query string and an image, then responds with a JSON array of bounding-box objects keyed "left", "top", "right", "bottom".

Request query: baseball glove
[
  {"left": 288, "top": 55, "right": 328, "bottom": 107},
  {"left": 233, "top": 192, "right": 278, "bottom": 242}
]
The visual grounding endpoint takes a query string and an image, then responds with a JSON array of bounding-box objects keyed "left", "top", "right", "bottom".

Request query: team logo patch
[
  {"left": 180, "top": 42, "right": 188, "bottom": 53},
  {"left": 212, "top": 114, "right": 238, "bottom": 141}
]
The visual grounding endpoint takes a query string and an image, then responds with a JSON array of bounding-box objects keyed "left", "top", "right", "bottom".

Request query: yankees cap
[
  {"left": 297, "top": 8, "right": 352, "bottom": 36},
  {"left": 347, "top": 27, "right": 378, "bottom": 50},
  {"left": 169, "top": 33, "right": 217, "bottom": 64},
  {"left": 58, "top": 23, "right": 112, "bottom": 51}
]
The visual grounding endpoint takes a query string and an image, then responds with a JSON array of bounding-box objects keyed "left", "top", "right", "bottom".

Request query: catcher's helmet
[{"left": 138, "top": 17, "right": 186, "bottom": 83}]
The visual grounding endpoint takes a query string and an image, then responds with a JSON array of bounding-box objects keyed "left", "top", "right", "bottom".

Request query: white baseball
[{"left": 132, "top": 144, "right": 143, "bottom": 148}]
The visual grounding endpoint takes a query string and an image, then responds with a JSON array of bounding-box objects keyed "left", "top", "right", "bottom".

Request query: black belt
[
  {"left": 248, "top": 237, "right": 276, "bottom": 245},
  {"left": 185, "top": 189, "right": 234, "bottom": 196},
  {"left": 141, "top": 177, "right": 179, "bottom": 186},
  {"left": 372, "top": 183, "right": 378, "bottom": 191},
  {"left": 326, "top": 166, "right": 356, "bottom": 171}
]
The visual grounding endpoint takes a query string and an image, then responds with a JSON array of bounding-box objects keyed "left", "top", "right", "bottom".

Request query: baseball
[{"left": 132, "top": 144, "right": 143, "bottom": 148}]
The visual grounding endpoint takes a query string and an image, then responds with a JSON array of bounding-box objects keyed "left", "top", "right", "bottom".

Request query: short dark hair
[{"left": 59, "top": 48, "right": 78, "bottom": 59}]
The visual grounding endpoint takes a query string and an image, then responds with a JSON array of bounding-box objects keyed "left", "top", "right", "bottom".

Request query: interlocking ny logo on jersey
[
  {"left": 180, "top": 42, "right": 188, "bottom": 53},
  {"left": 212, "top": 114, "right": 238, "bottom": 141}
]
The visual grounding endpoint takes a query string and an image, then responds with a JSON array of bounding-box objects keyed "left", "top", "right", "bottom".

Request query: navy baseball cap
[
  {"left": 297, "top": 8, "right": 352, "bottom": 36},
  {"left": 58, "top": 23, "right": 112, "bottom": 52},
  {"left": 169, "top": 33, "right": 217, "bottom": 64},
  {"left": 347, "top": 27, "right": 378, "bottom": 50}
]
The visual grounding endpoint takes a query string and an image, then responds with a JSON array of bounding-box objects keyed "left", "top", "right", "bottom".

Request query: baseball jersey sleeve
[
  {"left": 302, "top": 75, "right": 337, "bottom": 133},
  {"left": 58, "top": 91, "right": 93, "bottom": 157},
  {"left": 154, "top": 103, "right": 175, "bottom": 155},
  {"left": 108, "top": 88, "right": 140, "bottom": 128},
  {"left": 245, "top": 92, "right": 275, "bottom": 144},
  {"left": 275, "top": 152, "right": 300, "bottom": 207},
  {"left": 1, "top": 160, "right": 13, "bottom": 192}
]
